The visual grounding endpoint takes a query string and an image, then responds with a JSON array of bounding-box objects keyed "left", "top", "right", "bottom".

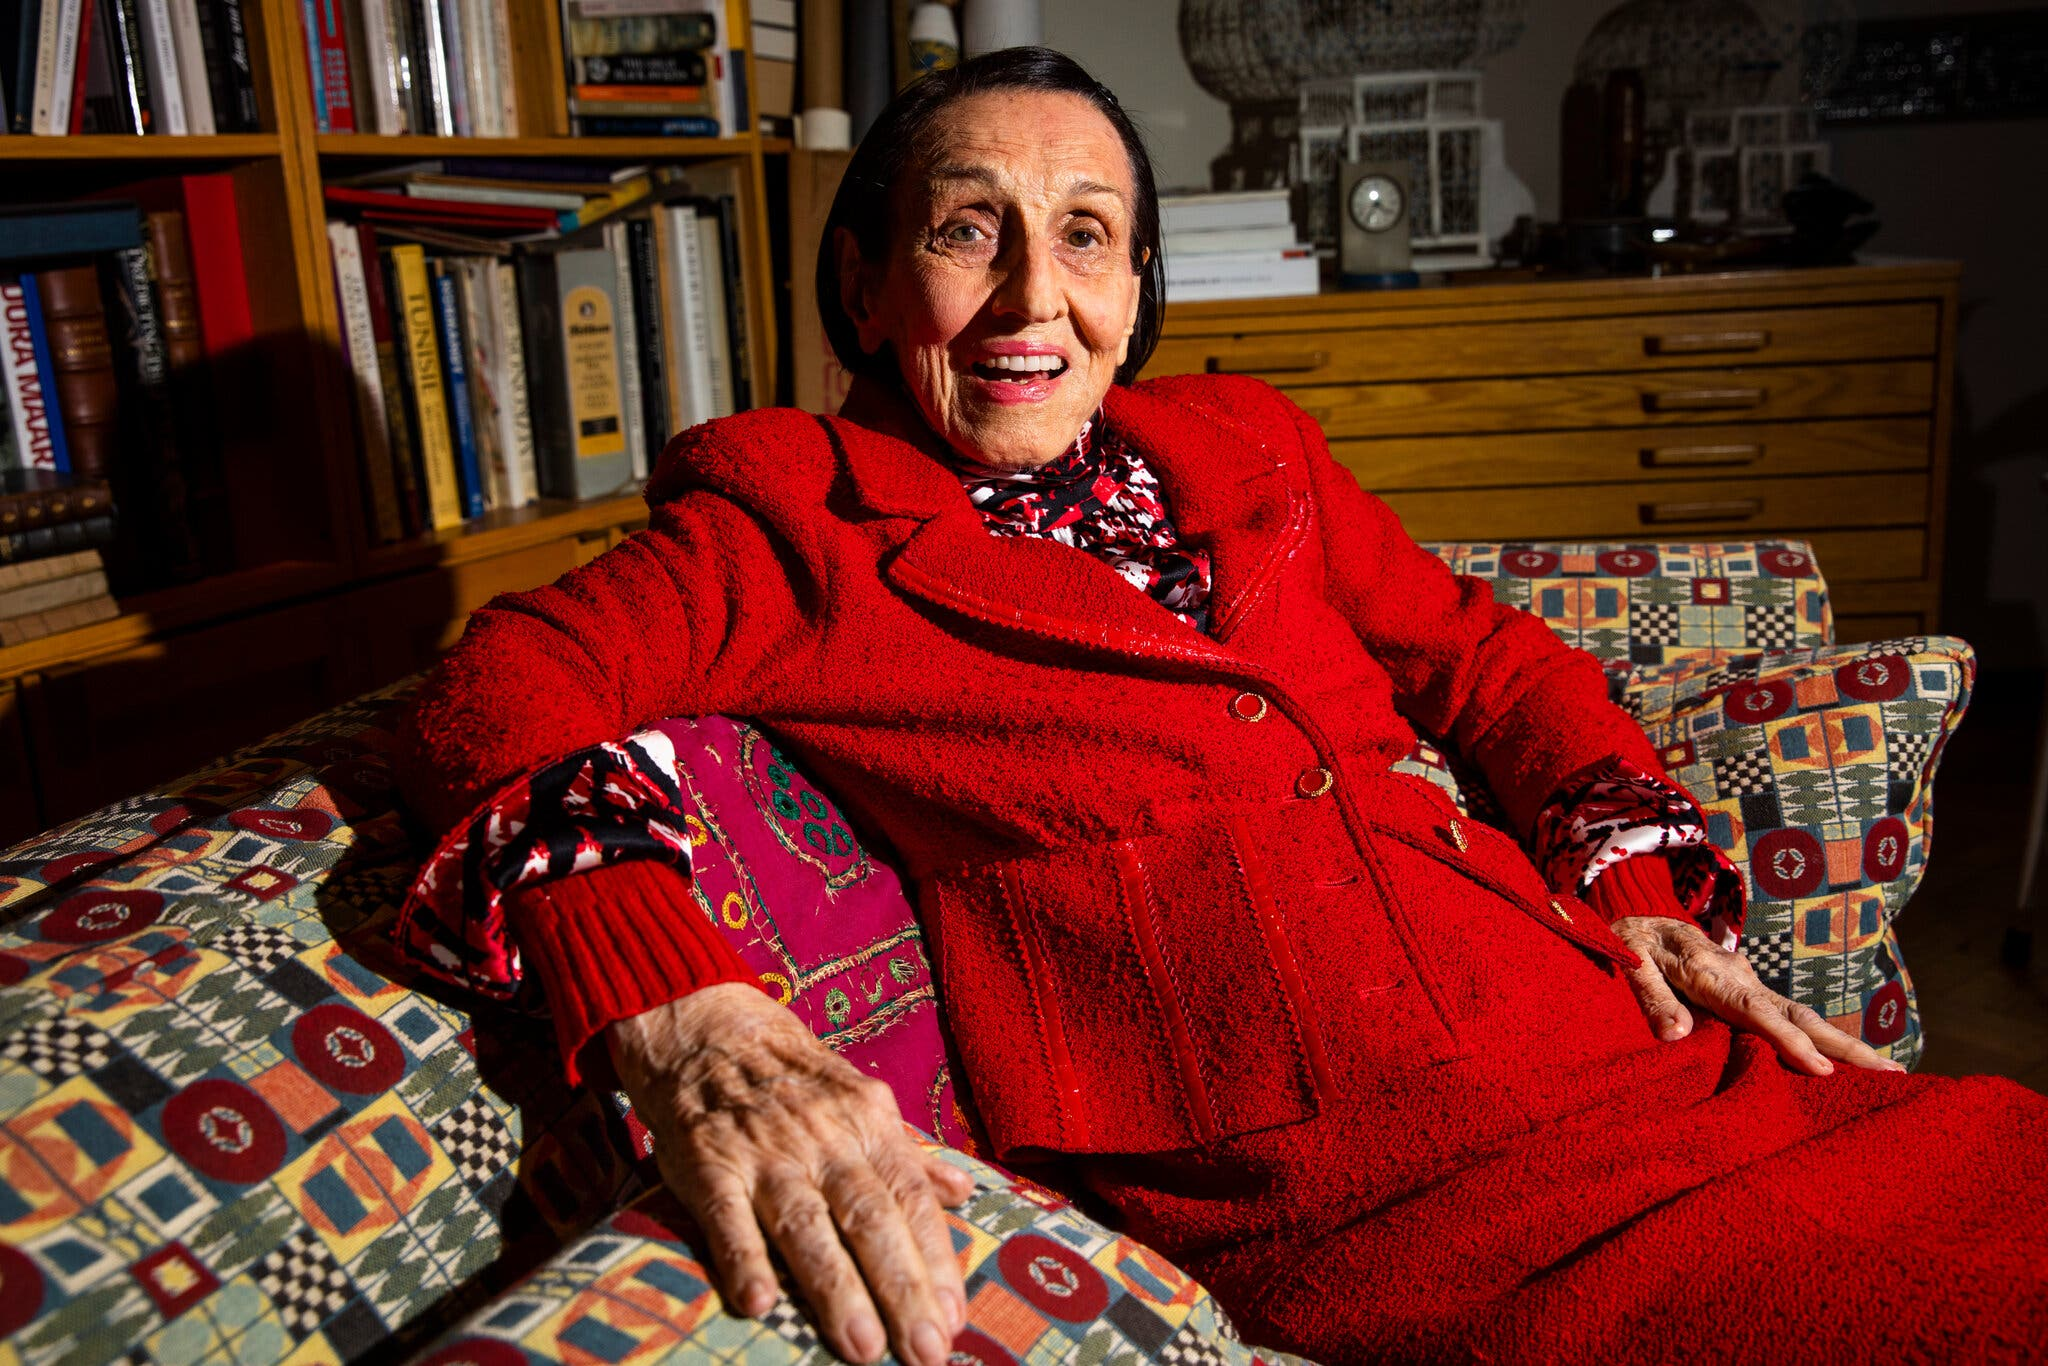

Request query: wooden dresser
[{"left": 1142, "top": 261, "right": 1958, "bottom": 643}]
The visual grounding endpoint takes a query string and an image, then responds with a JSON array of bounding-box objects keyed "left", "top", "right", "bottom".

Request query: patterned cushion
[
  {"left": 1427, "top": 540, "right": 1833, "bottom": 667},
  {"left": 0, "top": 684, "right": 1265, "bottom": 1364},
  {"left": 1612, "top": 637, "right": 1976, "bottom": 1066},
  {"left": 411, "top": 1140, "right": 1301, "bottom": 1366}
]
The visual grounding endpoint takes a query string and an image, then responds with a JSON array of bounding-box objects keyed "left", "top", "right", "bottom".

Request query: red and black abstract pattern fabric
[
  {"left": 955, "top": 411, "right": 1215, "bottom": 633},
  {"left": 1531, "top": 754, "right": 1748, "bottom": 947}
]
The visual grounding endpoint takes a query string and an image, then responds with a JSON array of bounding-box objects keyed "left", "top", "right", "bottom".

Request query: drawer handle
[
  {"left": 1643, "top": 329, "right": 1771, "bottom": 356},
  {"left": 1643, "top": 387, "right": 1766, "bottom": 413},
  {"left": 1640, "top": 498, "right": 1764, "bottom": 525},
  {"left": 1642, "top": 442, "right": 1764, "bottom": 468},
  {"left": 1206, "top": 350, "right": 1330, "bottom": 375}
]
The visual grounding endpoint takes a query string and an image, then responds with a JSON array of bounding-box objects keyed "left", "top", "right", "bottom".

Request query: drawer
[
  {"left": 1379, "top": 473, "right": 1928, "bottom": 542},
  {"left": 1332, "top": 418, "right": 1930, "bottom": 491},
  {"left": 1147, "top": 302, "right": 1940, "bottom": 385},
  {"left": 1781, "top": 530, "right": 1926, "bottom": 585},
  {"left": 1295, "top": 361, "right": 1934, "bottom": 438},
  {"left": 1833, "top": 578, "right": 1939, "bottom": 620}
]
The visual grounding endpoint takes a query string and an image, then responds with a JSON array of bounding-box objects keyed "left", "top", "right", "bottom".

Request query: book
[
  {"left": 206, "top": 0, "right": 257, "bottom": 129},
  {"left": 693, "top": 207, "right": 732, "bottom": 419},
  {"left": 516, "top": 246, "right": 631, "bottom": 500},
  {"left": 387, "top": 243, "right": 463, "bottom": 530},
  {"left": 4, "top": 0, "right": 36, "bottom": 133},
  {"left": 1163, "top": 248, "right": 1319, "bottom": 303},
  {"left": 166, "top": 0, "right": 213, "bottom": 133},
  {"left": 327, "top": 221, "right": 404, "bottom": 542},
  {"left": 14, "top": 276, "right": 68, "bottom": 473},
  {"left": 0, "top": 546, "right": 102, "bottom": 591},
  {"left": 29, "top": 0, "right": 80, "bottom": 135},
  {"left": 481, "top": 0, "right": 517, "bottom": 134},
  {"left": 356, "top": 0, "right": 403, "bottom": 133},
  {"left": 388, "top": 0, "right": 424, "bottom": 133},
  {"left": 1158, "top": 188, "right": 1295, "bottom": 236},
  {"left": 453, "top": 257, "right": 508, "bottom": 508},
  {"left": 0, "top": 560, "right": 109, "bottom": 618},
  {"left": 400, "top": 181, "right": 590, "bottom": 211},
  {"left": 683, "top": 160, "right": 754, "bottom": 410},
  {"left": 62, "top": 0, "right": 90, "bottom": 135},
  {"left": 103, "top": 235, "right": 202, "bottom": 580},
  {"left": 571, "top": 51, "right": 708, "bottom": 84},
  {"left": 602, "top": 220, "right": 645, "bottom": 480},
  {"left": 561, "top": 0, "right": 727, "bottom": 134},
  {"left": 139, "top": 204, "right": 229, "bottom": 570},
  {"left": 32, "top": 263, "right": 119, "bottom": 482},
  {"left": 655, "top": 201, "right": 711, "bottom": 431},
  {"left": 1163, "top": 225, "right": 1303, "bottom": 256},
  {"left": 0, "top": 589, "right": 118, "bottom": 643},
  {"left": 0, "top": 467, "right": 110, "bottom": 535},
  {"left": 428, "top": 260, "right": 485, "bottom": 518},
  {"left": 414, "top": 0, "right": 453, "bottom": 134},
  {"left": 0, "top": 278, "right": 60, "bottom": 470},
  {"left": 134, "top": 0, "right": 185, "bottom": 133},
  {"left": 360, "top": 226, "right": 424, "bottom": 534},
  {"left": 624, "top": 214, "right": 667, "bottom": 470},
  {"left": 572, "top": 113, "right": 715, "bottom": 137},
  {"left": 104, "top": 0, "right": 151, "bottom": 131},
  {"left": 0, "top": 513, "right": 115, "bottom": 563},
  {"left": 568, "top": 93, "right": 712, "bottom": 118},
  {"left": 80, "top": 0, "right": 129, "bottom": 134},
  {"left": 300, "top": 0, "right": 350, "bottom": 132},
  {"left": 326, "top": 186, "right": 562, "bottom": 230},
  {"left": 0, "top": 200, "right": 144, "bottom": 264},
  {"left": 490, "top": 258, "right": 536, "bottom": 506}
]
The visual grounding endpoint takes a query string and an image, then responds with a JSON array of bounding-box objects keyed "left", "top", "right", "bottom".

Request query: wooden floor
[{"left": 1898, "top": 668, "right": 2048, "bottom": 1090}]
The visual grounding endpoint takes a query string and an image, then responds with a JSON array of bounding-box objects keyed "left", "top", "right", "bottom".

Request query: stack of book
[
  {"left": 560, "top": 0, "right": 739, "bottom": 138},
  {"left": 4, "top": 191, "right": 243, "bottom": 591},
  {"left": 0, "top": 511, "right": 118, "bottom": 646},
  {"left": 324, "top": 158, "right": 757, "bottom": 542},
  {"left": 1160, "top": 189, "right": 1320, "bottom": 303},
  {"left": 297, "top": 0, "right": 520, "bottom": 136},
  {"left": 1, "top": 0, "right": 262, "bottom": 135}
]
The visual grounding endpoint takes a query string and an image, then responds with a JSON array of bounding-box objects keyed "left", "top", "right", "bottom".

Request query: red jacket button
[
  {"left": 1297, "top": 767, "right": 1335, "bottom": 798},
  {"left": 1232, "top": 692, "right": 1269, "bottom": 722}
]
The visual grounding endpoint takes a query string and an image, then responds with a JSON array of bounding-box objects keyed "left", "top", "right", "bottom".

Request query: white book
[
  {"left": 485, "top": 0, "right": 518, "bottom": 135},
  {"left": 359, "top": 0, "right": 405, "bottom": 134},
  {"left": 326, "top": 222, "right": 404, "bottom": 542},
  {"left": 1158, "top": 189, "right": 1295, "bottom": 236},
  {"left": 167, "top": 0, "right": 215, "bottom": 134},
  {"left": 1, "top": 282, "right": 56, "bottom": 470},
  {"left": 604, "top": 221, "right": 647, "bottom": 480},
  {"left": 752, "top": 22, "right": 795, "bottom": 61},
  {"left": 29, "top": 0, "right": 75, "bottom": 135},
  {"left": 436, "top": 0, "right": 472, "bottom": 135},
  {"left": 695, "top": 212, "right": 734, "bottom": 418},
  {"left": 450, "top": 259, "right": 506, "bottom": 509},
  {"left": 401, "top": 182, "right": 588, "bottom": 210},
  {"left": 455, "top": 0, "right": 495, "bottom": 136},
  {"left": 661, "top": 204, "right": 714, "bottom": 429},
  {"left": 492, "top": 260, "right": 537, "bottom": 506},
  {"left": 135, "top": 0, "right": 188, "bottom": 134},
  {"left": 1162, "top": 225, "right": 1302, "bottom": 256},
  {"left": 753, "top": 0, "right": 795, "bottom": 23},
  {"left": 1164, "top": 253, "right": 1320, "bottom": 303}
]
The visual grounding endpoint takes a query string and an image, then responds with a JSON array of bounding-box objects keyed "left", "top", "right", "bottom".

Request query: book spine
[
  {"left": 193, "top": 0, "right": 237, "bottom": 131},
  {"left": 434, "top": 0, "right": 468, "bottom": 135},
  {"left": 490, "top": 259, "right": 534, "bottom": 506},
  {"left": 649, "top": 205, "right": 684, "bottom": 436},
  {"left": 603, "top": 221, "right": 645, "bottom": 480},
  {"left": 80, "top": 0, "right": 124, "bottom": 134},
  {"left": 0, "top": 585, "right": 118, "bottom": 639},
  {"left": 414, "top": 0, "right": 450, "bottom": 135},
  {"left": 385, "top": 0, "right": 420, "bottom": 133},
  {"left": 0, "top": 516, "right": 116, "bottom": 566},
  {"left": 179, "top": 172, "right": 252, "bottom": 356},
  {"left": 571, "top": 51, "right": 708, "bottom": 85},
  {"left": 67, "top": 0, "right": 94, "bottom": 134},
  {"left": 326, "top": 221, "right": 404, "bottom": 542},
  {"left": 357, "top": 0, "right": 403, "bottom": 134},
  {"left": 429, "top": 264, "right": 485, "bottom": 518},
  {"left": 361, "top": 228, "right": 424, "bottom": 534},
  {"left": 33, "top": 265, "right": 118, "bottom": 482},
  {"left": 0, "top": 548, "right": 104, "bottom": 592},
  {"left": 135, "top": 0, "right": 186, "bottom": 133},
  {"left": 390, "top": 245, "right": 462, "bottom": 529},
  {"left": 670, "top": 204, "right": 712, "bottom": 429},
  {"left": 212, "top": 0, "right": 254, "bottom": 128},
  {"left": 310, "top": 0, "right": 350, "bottom": 131},
  {"left": 9, "top": 1, "right": 40, "bottom": 133},
  {"left": 142, "top": 210, "right": 201, "bottom": 369},
  {"left": 692, "top": 210, "right": 730, "bottom": 419},
  {"left": 624, "top": 215, "right": 667, "bottom": 467},
  {"left": 0, "top": 566, "right": 111, "bottom": 621},
  {"left": 0, "top": 281, "right": 59, "bottom": 471},
  {"left": 297, "top": 0, "right": 324, "bottom": 127},
  {"left": 167, "top": 0, "right": 214, "bottom": 133},
  {"left": 711, "top": 193, "right": 750, "bottom": 411},
  {"left": 485, "top": 0, "right": 514, "bottom": 134},
  {"left": 107, "top": 0, "right": 151, "bottom": 133},
  {"left": 455, "top": 260, "right": 507, "bottom": 508},
  {"left": 0, "top": 476, "right": 112, "bottom": 536},
  {"left": 550, "top": 248, "right": 629, "bottom": 495},
  {"left": 514, "top": 252, "right": 567, "bottom": 498},
  {"left": 456, "top": 0, "right": 492, "bottom": 136},
  {"left": 29, "top": 0, "right": 70, "bottom": 134},
  {"left": 104, "top": 242, "right": 202, "bottom": 579},
  {"left": 17, "top": 278, "right": 70, "bottom": 474},
  {"left": 571, "top": 113, "right": 716, "bottom": 137}
]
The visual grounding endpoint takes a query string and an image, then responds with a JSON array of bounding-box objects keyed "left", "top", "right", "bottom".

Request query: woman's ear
[
  {"left": 1114, "top": 251, "right": 1146, "bottom": 365},
  {"left": 835, "top": 226, "right": 886, "bottom": 355}
]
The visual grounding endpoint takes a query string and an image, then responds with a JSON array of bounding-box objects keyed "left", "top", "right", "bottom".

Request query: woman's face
[{"left": 840, "top": 89, "right": 1147, "bottom": 472}]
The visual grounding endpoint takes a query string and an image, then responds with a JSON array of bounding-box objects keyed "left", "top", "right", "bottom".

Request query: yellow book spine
[{"left": 392, "top": 246, "right": 465, "bottom": 532}]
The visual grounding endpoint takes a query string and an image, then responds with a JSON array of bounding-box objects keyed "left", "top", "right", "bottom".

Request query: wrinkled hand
[
  {"left": 606, "top": 983, "right": 973, "bottom": 1366},
  {"left": 1609, "top": 916, "right": 1907, "bottom": 1076}
]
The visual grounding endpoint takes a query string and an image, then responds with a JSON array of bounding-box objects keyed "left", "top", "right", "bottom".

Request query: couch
[{"left": 0, "top": 540, "right": 1972, "bottom": 1363}]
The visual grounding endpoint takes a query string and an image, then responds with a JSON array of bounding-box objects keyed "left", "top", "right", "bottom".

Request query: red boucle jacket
[{"left": 396, "top": 374, "right": 1672, "bottom": 1156}]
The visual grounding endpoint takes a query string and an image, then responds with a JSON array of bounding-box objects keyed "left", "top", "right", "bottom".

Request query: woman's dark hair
[{"left": 815, "top": 46, "right": 1165, "bottom": 388}]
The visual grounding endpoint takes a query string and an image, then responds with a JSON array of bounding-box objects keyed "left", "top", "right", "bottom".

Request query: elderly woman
[{"left": 396, "top": 48, "right": 2048, "bottom": 1366}]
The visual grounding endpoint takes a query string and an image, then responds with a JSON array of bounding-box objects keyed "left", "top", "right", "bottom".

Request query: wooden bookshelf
[{"left": 0, "top": 0, "right": 779, "bottom": 843}]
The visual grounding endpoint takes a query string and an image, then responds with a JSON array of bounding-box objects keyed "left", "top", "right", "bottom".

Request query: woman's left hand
[{"left": 1609, "top": 915, "right": 1907, "bottom": 1076}]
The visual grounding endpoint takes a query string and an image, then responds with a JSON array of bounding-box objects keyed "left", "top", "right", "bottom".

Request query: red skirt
[{"left": 1050, "top": 776, "right": 2048, "bottom": 1363}]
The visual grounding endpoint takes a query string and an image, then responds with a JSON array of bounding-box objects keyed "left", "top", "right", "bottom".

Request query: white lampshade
[{"left": 960, "top": 0, "right": 1045, "bottom": 58}]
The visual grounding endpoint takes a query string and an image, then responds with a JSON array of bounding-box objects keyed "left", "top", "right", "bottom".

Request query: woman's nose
[{"left": 990, "top": 235, "right": 1063, "bottom": 323}]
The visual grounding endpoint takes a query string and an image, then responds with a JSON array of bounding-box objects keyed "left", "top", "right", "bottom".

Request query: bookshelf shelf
[
  {"left": 313, "top": 134, "right": 761, "bottom": 161},
  {"left": 0, "top": 135, "right": 284, "bottom": 162},
  {"left": 361, "top": 491, "right": 650, "bottom": 574}
]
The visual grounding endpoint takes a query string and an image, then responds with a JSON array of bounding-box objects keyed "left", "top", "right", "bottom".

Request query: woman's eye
[
  {"left": 1067, "top": 228, "right": 1100, "bottom": 248},
  {"left": 943, "top": 223, "right": 986, "bottom": 243}
]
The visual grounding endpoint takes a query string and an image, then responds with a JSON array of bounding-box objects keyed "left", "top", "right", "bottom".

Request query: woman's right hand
[{"left": 604, "top": 983, "right": 973, "bottom": 1366}]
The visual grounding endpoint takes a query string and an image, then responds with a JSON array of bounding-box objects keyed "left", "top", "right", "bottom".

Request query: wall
[{"left": 1043, "top": 0, "right": 2048, "bottom": 668}]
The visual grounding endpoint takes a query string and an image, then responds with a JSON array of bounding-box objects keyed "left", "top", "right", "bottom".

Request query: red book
[
  {"left": 67, "top": 0, "right": 96, "bottom": 134},
  {"left": 308, "top": 0, "right": 354, "bottom": 133},
  {"left": 180, "top": 174, "right": 253, "bottom": 363},
  {"left": 322, "top": 187, "right": 561, "bottom": 230}
]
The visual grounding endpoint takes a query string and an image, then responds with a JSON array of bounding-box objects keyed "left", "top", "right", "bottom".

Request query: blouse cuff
[{"left": 507, "top": 861, "right": 759, "bottom": 1085}]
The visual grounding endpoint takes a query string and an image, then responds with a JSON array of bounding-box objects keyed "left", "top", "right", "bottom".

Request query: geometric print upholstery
[
  {"left": 1611, "top": 636, "right": 1976, "bottom": 1069},
  {"left": 0, "top": 682, "right": 1292, "bottom": 1366}
]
